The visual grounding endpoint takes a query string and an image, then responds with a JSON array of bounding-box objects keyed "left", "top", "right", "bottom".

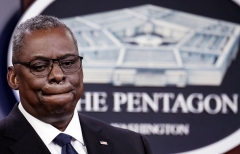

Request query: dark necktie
[{"left": 53, "top": 133, "right": 78, "bottom": 154}]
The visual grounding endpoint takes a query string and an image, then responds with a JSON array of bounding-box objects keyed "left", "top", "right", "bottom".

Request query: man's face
[{"left": 11, "top": 27, "right": 83, "bottom": 123}]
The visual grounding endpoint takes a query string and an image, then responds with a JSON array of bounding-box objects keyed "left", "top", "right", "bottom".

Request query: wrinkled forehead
[{"left": 19, "top": 28, "right": 78, "bottom": 60}]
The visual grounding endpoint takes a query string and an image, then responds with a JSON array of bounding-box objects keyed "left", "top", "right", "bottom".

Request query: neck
[
  {"left": 39, "top": 112, "right": 74, "bottom": 132},
  {"left": 52, "top": 120, "right": 71, "bottom": 131},
  {"left": 50, "top": 113, "right": 74, "bottom": 131}
]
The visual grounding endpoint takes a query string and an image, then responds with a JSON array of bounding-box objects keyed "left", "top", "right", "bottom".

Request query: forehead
[{"left": 20, "top": 27, "right": 78, "bottom": 60}]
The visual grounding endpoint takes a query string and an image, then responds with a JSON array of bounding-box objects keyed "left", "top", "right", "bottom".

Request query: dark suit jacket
[{"left": 0, "top": 104, "right": 153, "bottom": 154}]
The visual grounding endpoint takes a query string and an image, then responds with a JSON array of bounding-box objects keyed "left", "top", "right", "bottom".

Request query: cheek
[
  {"left": 17, "top": 77, "right": 46, "bottom": 105},
  {"left": 18, "top": 76, "right": 46, "bottom": 94},
  {"left": 71, "top": 71, "right": 84, "bottom": 92}
]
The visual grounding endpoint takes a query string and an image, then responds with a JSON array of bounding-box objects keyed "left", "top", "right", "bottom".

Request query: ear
[{"left": 7, "top": 66, "right": 19, "bottom": 90}]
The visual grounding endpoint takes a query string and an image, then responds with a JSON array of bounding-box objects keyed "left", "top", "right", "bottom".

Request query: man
[{"left": 0, "top": 15, "right": 153, "bottom": 154}]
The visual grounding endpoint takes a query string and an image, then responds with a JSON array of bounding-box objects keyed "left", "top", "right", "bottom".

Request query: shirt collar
[{"left": 18, "top": 103, "right": 84, "bottom": 146}]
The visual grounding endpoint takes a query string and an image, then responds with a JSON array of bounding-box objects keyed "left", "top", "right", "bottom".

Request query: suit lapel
[
  {"left": 6, "top": 104, "right": 113, "bottom": 154},
  {"left": 79, "top": 113, "right": 113, "bottom": 154},
  {"left": 5, "top": 104, "right": 51, "bottom": 154}
]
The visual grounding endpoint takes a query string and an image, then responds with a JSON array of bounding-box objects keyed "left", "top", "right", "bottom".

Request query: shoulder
[
  {"left": 0, "top": 118, "right": 7, "bottom": 133},
  {"left": 0, "top": 117, "right": 11, "bottom": 150},
  {"left": 78, "top": 113, "right": 153, "bottom": 154},
  {"left": 0, "top": 113, "right": 15, "bottom": 138},
  {"left": 79, "top": 113, "right": 136, "bottom": 135},
  {"left": 0, "top": 103, "right": 28, "bottom": 137}
]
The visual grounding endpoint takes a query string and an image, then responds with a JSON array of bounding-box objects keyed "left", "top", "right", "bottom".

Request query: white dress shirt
[{"left": 18, "top": 103, "right": 87, "bottom": 154}]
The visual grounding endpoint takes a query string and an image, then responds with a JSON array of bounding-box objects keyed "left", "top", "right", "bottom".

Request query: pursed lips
[{"left": 41, "top": 85, "right": 74, "bottom": 96}]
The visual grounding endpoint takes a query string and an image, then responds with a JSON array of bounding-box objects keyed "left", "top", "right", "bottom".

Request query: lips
[{"left": 41, "top": 85, "right": 74, "bottom": 96}]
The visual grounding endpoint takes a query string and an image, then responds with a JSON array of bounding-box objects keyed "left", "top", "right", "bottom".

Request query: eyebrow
[
  {"left": 30, "top": 56, "right": 50, "bottom": 61},
  {"left": 30, "top": 53, "right": 78, "bottom": 61}
]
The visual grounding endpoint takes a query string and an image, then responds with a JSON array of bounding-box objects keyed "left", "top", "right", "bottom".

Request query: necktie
[{"left": 53, "top": 133, "right": 78, "bottom": 154}]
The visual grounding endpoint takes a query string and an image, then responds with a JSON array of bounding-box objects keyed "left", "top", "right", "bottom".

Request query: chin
[
  {"left": 51, "top": 107, "right": 65, "bottom": 114},
  {"left": 49, "top": 106, "right": 74, "bottom": 118}
]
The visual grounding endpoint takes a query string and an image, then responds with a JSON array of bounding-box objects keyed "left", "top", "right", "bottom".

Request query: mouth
[
  {"left": 42, "top": 91, "right": 72, "bottom": 96},
  {"left": 40, "top": 86, "right": 75, "bottom": 105},
  {"left": 41, "top": 85, "right": 74, "bottom": 96}
]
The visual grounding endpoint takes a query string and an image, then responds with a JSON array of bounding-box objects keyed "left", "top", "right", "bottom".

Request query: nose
[{"left": 48, "top": 62, "right": 66, "bottom": 84}]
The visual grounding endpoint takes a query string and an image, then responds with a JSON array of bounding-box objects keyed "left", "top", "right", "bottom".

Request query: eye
[
  {"left": 61, "top": 60, "right": 76, "bottom": 68},
  {"left": 30, "top": 61, "right": 49, "bottom": 72}
]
